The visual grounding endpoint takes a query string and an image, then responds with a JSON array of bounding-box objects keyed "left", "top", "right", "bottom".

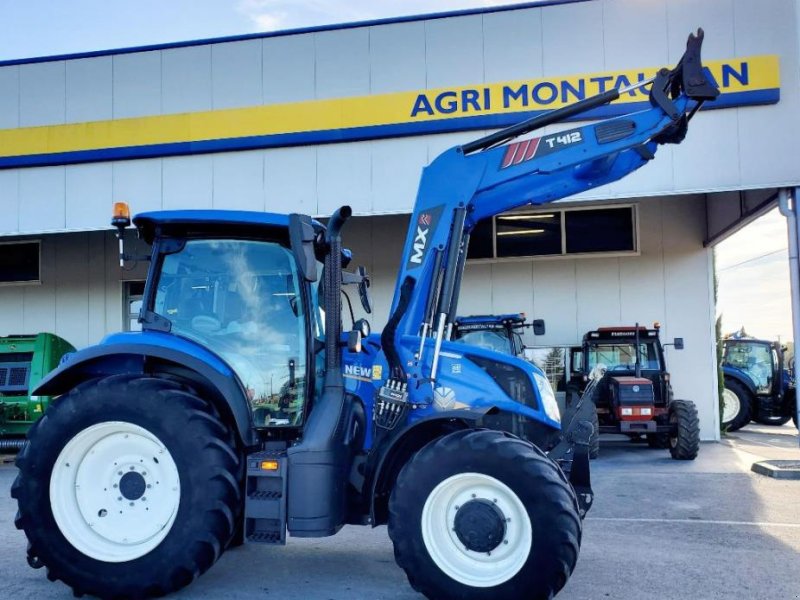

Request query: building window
[
  {"left": 467, "top": 205, "right": 636, "bottom": 260},
  {"left": 124, "top": 281, "right": 146, "bottom": 332},
  {"left": 496, "top": 212, "right": 562, "bottom": 257},
  {"left": 564, "top": 207, "right": 635, "bottom": 253},
  {"left": 0, "top": 241, "right": 41, "bottom": 284}
]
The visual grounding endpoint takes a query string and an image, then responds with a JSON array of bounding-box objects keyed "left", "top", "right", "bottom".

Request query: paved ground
[{"left": 1, "top": 424, "right": 798, "bottom": 600}]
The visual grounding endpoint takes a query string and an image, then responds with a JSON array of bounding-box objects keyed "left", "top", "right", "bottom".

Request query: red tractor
[{"left": 568, "top": 324, "right": 700, "bottom": 460}]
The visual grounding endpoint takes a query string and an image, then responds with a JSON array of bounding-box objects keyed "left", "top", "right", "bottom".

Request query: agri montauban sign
[{"left": 0, "top": 55, "right": 779, "bottom": 168}]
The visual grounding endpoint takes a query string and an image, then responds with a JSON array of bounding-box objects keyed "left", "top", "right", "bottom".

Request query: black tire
[
  {"left": 753, "top": 414, "right": 792, "bottom": 426},
  {"left": 668, "top": 399, "right": 700, "bottom": 460},
  {"left": 721, "top": 379, "right": 752, "bottom": 432},
  {"left": 589, "top": 408, "right": 600, "bottom": 459},
  {"left": 646, "top": 432, "right": 669, "bottom": 449},
  {"left": 11, "top": 375, "right": 241, "bottom": 599},
  {"left": 388, "top": 429, "right": 581, "bottom": 600}
]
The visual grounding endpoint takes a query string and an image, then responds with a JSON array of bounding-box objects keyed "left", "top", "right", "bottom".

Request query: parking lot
[{"left": 1, "top": 424, "right": 798, "bottom": 600}]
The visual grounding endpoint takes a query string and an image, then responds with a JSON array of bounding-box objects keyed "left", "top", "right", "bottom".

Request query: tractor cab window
[
  {"left": 723, "top": 342, "right": 773, "bottom": 394},
  {"left": 585, "top": 342, "right": 660, "bottom": 372},
  {"left": 456, "top": 329, "right": 515, "bottom": 355},
  {"left": 153, "top": 239, "right": 308, "bottom": 427}
]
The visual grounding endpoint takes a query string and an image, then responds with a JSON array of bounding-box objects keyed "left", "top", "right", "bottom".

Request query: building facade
[{"left": 0, "top": 0, "right": 798, "bottom": 440}]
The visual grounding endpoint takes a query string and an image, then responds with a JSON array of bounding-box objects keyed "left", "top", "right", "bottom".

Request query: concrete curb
[{"left": 751, "top": 460, "right": 800, "bottom": 480}]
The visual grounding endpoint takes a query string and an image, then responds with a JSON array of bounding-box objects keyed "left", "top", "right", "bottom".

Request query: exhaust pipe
[{"left": 287, "top": 205, "right": 354, "bottom": 537}]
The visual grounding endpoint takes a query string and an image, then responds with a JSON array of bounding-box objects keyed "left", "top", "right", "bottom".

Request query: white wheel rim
[
  {"left": 49, "top": 421, "right": 181, "bottom": 563},
  {"left": 722, "top": 388, "right": 741, "bottom": 424},
  {"left": 421, "top": 472, "right": 532, "bottom": 588}
]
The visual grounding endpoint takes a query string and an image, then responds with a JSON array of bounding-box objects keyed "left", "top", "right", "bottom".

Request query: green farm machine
[{"left": 0, "top": 333, "right": 75, "bottom": 451}]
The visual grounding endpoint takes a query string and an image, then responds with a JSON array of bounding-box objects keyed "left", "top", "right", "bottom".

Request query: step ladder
[{"left": 244, "top": 449, "right": 287, "bottom": 545}]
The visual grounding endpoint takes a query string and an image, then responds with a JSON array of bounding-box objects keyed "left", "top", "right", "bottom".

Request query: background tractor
[
  {"left": 452, "top": 313, "right": 544, "bottom": 357},
  {"left": 12, "top": 31, "right": 716, "bottom": 600},
  {"left": 721, "top": 337, "right": 797, "bottom": 431},
  {"left": 568, "top": 325, "right": 700, "bottom": 460}
]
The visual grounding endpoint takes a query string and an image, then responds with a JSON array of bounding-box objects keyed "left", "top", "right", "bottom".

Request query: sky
[
  {"left": 0, "top": 0, "right": 520, "bottom": 61},
  {"left": 716, "top": 208, "right": 793, "bottom": 343},
  {"left": 0, "top": 0, "right": 792, "bottom": 343}
]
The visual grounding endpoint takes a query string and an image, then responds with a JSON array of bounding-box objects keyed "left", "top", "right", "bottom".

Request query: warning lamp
[
  {"left": 111, "top": 202, "right": 131, "bottom": 228},
  {"left": 260, "top": 460, "right": 279, "bottom": 471},
  {"left": 112, "top": 202, "right": 131, "bottom": 267}
]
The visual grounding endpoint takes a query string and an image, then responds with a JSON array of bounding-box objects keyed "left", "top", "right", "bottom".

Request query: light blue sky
[
  {"left": 0, "top": 0, "right": 790, "bottom": 342},
  {"left": 0, "top": 0, "right": 518, "bottom": 60}
]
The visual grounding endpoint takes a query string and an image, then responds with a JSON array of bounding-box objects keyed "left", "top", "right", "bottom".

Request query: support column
[{"left": 778, "top": 188, "right": 800, "bottom": 445}]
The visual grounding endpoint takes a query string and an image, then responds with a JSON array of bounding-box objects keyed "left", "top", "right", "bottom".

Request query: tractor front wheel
[
  {"left": 388, "top": 429, "right": 581, "bottom": 600},
  {"left": 668, "top": 399, "right": 700, "bottom": 460},
  {"left": 12, "top": 375, "right": 241, "bottom": 599},
  {"left": 721, "top": 380, "right": 751, "bottom": 432}
]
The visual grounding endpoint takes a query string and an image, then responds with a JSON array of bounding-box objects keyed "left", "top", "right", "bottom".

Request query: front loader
[{"left": 13, "top": 30, "right": 718, "bottom": 600}]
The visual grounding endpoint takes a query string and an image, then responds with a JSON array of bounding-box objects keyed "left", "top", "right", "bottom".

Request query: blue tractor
[
  {"left": 452, "top": 313, "right": 544, "bottom": 356},
  {"left": 721, "top": 337, "right": 797, "bottom": 431},
  {"left": 12, "top": 31, "right": 717, "bottom": 600}
]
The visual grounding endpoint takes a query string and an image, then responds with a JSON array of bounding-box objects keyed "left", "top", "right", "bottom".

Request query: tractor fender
[
  {"left": 33, "top": 331, "right": 257, "bottom": 446},
  {"left": 722, "top": 365, "right": 757, "bottom": 397},
  {"left": 365, "top": 408, "right": 494, "bottom": 525}
]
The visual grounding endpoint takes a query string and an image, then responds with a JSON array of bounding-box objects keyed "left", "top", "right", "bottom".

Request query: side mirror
[
  {"left": 354, "top": 318, "right": 371, "bottom": 339},
  {"left": 357, "top": 266, "right": 373, "bottom": 314},
  {"left": 289, "top": 213, "right": 318, "bottom": 282},
  {"left": 674, "top": 338, "right": 685, "bottom": 350},
  {"left": 347, "top": 330, "right": 362, "bottom": 353},
  {"left": 532, "top": 319, "right": 546, "bottom": 336}
]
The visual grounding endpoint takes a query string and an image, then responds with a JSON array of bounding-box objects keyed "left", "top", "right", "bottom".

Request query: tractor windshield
[
  {"left": 585, "top": 342, "right": 661, "bottom": 372},
  {"left": 153, "top": 239, "right": 308, "bottom": 427},
  {"left": 455, "top": 329, "right": 515, "bottom": 355}
]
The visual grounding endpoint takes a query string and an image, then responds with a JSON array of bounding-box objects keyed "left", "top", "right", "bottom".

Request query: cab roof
[
  {"left": 455, "top": 314, "right": 526, "bottom": 326},
  {"left": 133, "top": 210, "right": 294, "bottom": 244},
  {"left": 584, "top": 327, "right": 660, "bottom": 342}
]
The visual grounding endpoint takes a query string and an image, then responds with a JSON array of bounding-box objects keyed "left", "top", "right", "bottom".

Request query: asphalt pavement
[{"left": 1, "top": 423, "right": 798, "bottom": 600}]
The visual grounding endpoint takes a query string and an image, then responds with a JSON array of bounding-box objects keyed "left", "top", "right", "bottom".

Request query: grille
[{"left": 0, "top": 362, "right": 30, "bottom": 392}]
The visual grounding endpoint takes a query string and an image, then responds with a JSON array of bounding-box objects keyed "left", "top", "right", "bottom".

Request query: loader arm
[{"left": 382, "top": 29, "right": 718, "bottom": 383}]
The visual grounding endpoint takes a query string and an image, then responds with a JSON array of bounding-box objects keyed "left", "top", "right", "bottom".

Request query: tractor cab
[
  {"left": 452, "top": 313, "right": 546, "bottom": 356},
  {"left": 574, "top": 326, "right": 673, "bottom": 406},
  {"left": 452, "top": 314, "right": 528, "bottom": 356},
  {"left": 131, "top": 210, "right": 341, "bottom": 435},
  {"left": 723, "top": 339, "right": 785, "bottom": 398}
]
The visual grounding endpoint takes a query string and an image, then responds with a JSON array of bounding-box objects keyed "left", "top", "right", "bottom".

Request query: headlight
[{"left": 533, "top": 372, "right": 560, "bottom": 424}]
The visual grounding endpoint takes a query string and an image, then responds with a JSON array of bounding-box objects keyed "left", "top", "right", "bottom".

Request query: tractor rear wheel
[
  {"left": 388, "top": 429, "right": 581, "bottom": 600},
  {"left": 12, "top": 375, "right": 241, "bottom": 599},
  {"left": 753, "top": 415, "right": 792, "bottom": 426},
  {"left": 668, "top": 400, "right": 700, "bottom": 460},
  {"left": 721, "top": 380, "right": 751, "bottom": 432}
]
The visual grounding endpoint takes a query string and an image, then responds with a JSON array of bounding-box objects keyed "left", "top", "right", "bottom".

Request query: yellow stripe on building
[{"left": 0, "top": 55, "right": 779, "bottom": 159}]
